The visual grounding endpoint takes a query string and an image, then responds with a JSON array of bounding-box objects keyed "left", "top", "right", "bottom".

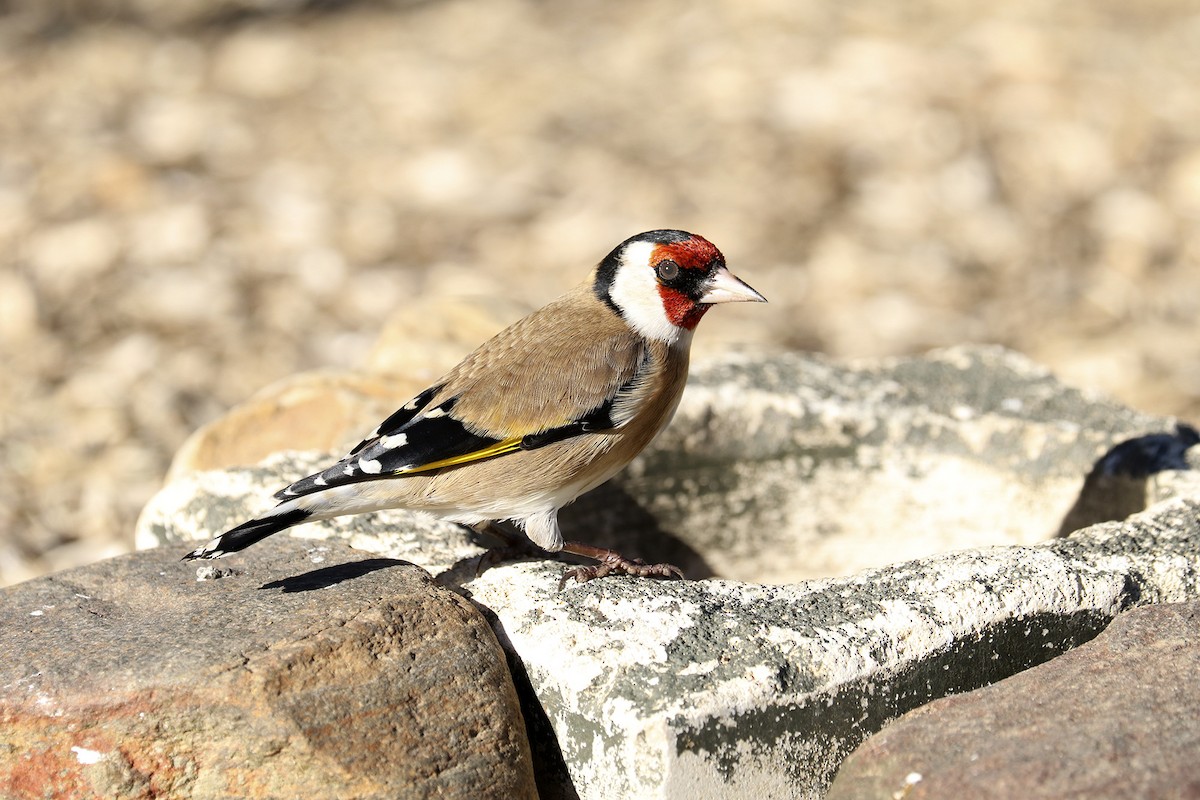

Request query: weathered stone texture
[
  {"left": 826, "top": 602, "right": 1200, "bottom": 800},
  {"left": 0, "top": 538, "right": 536, "bottom": 800},
  {"left": 148, "top": 347, "right": 1175, "bottom": 583},
  {"left": 132, "top": 346, "right": 1200, "bottom": 799}
]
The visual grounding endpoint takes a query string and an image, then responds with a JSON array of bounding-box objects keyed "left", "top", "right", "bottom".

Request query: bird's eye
[{"left": 655, "top": 260, "right": 680, "bottom": 282}]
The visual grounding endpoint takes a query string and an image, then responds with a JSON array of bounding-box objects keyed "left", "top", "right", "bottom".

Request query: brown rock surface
[
  {"left": 826, "top": 602, "right": 1200, "bottom": 800},
  {"left": 0, "top": 537, "right": 536, "bottom": 799},
  {"left": 166, "top": 371, "right": 424, "bottom": 480}
]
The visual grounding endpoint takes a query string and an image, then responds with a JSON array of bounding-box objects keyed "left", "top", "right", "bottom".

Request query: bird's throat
[{"left": 658, "top": 286, "right": 708, "bottom": 330}]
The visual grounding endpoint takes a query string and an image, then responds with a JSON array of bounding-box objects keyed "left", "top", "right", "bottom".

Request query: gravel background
[{"left": 2, "top": 0, "right": 1198, "bottom": 585}]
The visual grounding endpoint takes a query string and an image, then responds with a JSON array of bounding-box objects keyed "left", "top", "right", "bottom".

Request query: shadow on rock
[
  {"left": 559, "top": 481, "right": 717, "bottom": 578},
  {"left": 1057, "top": 422, "right": 1199, "bottom": 537},
  {"left": 467, "top": 601, "right": 582, "bottom": 800},
  {"left": 260, "top": 558, "right": 410, "bottom": 592},
  {"left": 444, "top": 480, "right": 718, "bottom": 587}
]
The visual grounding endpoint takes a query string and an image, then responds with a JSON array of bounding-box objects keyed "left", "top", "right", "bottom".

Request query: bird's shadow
[
  {"left": 259, "top": 557, "right": 410, "bottom": 593},
  {"left": 440, "top": 481, "right": 718, "bottom": 587},
  {"left": 559, "top": 481, "right": 717, "bottom": 577}
]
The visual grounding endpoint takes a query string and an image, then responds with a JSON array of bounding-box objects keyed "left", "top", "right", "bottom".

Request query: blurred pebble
[
  {"left": 23, "top": 218, "right": 122, "bottom": 290},
  {"left": 128, "top": 203, "right": 212, "bottom": 264},
  {"left": 0, "top": 273, "right": 39, "bottom": 344},
  {"left": 212, "top": 28, "right": 315, "bottom": 100},
  {"left": 1166, "top": 149, "right": 1200, "bottom": 220},
  {"left": 128, "top": 94, "right": 212, "bottom": 166},
  {"left": 119, "top": 267, "right": 239, "bottom": 329}
]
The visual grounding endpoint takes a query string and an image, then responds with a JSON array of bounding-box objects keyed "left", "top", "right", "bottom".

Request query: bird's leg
[{"left": 556, "top": 541, "right": 685, "bottom": 589}]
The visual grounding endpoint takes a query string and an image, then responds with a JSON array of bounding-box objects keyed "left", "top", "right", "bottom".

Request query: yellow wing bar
[{"left": 398, "top": 437, "right": 525, "bottom": 475}]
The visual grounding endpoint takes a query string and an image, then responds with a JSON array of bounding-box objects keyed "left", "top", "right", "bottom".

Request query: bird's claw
[{"left": 557, "top": 554, "right": 685, "bottom": 590}]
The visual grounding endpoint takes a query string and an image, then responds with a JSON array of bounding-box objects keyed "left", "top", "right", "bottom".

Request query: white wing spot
[
  {"left": 423, "top": 406, "right": 448, "bottom": 419},
  {"left": 358, "top": 458, "right": 383, "bottom": 474},
  {"left": 313, "top": 474, "right": 327, "bottom": 486},
  {"left": 379, "top": 433, "right": 408, "bottom": 449},
  {"left": 342, "top": 464, "right": 356, "bottom": 476}
]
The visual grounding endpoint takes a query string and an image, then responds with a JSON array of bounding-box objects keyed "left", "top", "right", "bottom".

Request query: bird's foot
[{"left": 557, "top": 542, "right": 685, "bottom": 590}]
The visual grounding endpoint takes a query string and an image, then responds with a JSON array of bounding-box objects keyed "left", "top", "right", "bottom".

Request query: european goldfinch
[{"left": 184, "top": 229, "right": 765, "bottom": 584}]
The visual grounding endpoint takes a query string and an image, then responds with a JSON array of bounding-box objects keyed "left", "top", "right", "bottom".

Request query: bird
[{"left": 183, "top": 229, "right": 766, "bottom": 585}]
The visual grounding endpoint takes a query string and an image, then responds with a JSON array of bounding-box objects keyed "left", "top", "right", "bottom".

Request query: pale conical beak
[{"left": 699, "top": 266, "right": 767, "bottom": 304}]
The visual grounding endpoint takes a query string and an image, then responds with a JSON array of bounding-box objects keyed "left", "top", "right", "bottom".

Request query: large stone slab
[
  {"left": 461, "top": 499, "right": 1200, "bottom": 799},
  {"left": 826, "top": 601, "right": 1200, "bottom": 800},
  {"left": 0, "top": 538, "right": 536, "bottom": 799},
  {"left": 145, "top": 346, "right": 1174, "bottom": 582},
  {"left": 136, "top": 346, "right": 1200, "bottom": 799}
]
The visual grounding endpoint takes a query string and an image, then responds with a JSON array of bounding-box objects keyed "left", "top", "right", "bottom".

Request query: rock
[
  {"left": 826, "top": 601, "right": 1200, "bottom": 800},
  {"left": 609, "top": 345, "right": 1171, "bottom": 581},
  {"left": 0, "top": 537, "right": 536, "bottom": 800},
  {"left": 462, "top": 503, "right": 1200, "bottom": 800},
  {"left": 166, "top": 371, "right": 426, "bottom": 481},
  {"left": 148, "top": 346, "right": 1176, "bottom": 582},
  {"left": 127, "top": 203, "right": 211, "bottom": 265},
  {"left": 144, "top": 495, "right": 1200, "bottom": 799},
  {"left": 135, "top": 347, "right": 1200, "bottom": 799},
  {"left": 118, "top": 268, "right": 238, "bottom": 331},
  {"left": 0, "top": 271, "right": 39, "bottom": 344},
  {"left": 1166, "top": 147, "right": 1200, "bottom": 221}
]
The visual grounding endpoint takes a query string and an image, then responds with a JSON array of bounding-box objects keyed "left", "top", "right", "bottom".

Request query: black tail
[{"left": 181, "top": 508, "right": 312, "bottom": 560}]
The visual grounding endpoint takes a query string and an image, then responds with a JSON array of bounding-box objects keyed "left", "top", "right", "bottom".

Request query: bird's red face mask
[{"left": 652, "top": 236, "right": 764, "bottom": 329}]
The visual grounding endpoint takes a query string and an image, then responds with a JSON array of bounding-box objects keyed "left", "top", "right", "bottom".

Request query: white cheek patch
[{"left": 609, "top": 240, "right": 681, "bottom": 344}]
